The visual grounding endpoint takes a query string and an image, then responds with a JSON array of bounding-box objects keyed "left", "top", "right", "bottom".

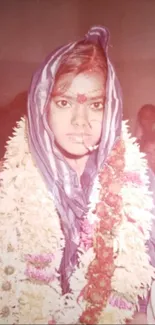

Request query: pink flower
[
  {"left": 105, "top": 193, "right": 122, "bottom": 210},
  {"left": 25, "top": 265, "right": 55, "bottom": 284},
  {"left": 80, "top": 219, "right": 93, "bottom": 234},
  {"left": 80, "top": 219, "right": 93, "bottom": 250},
  {"left": 48, "top": 319, "right": 56, "bottom": 324},
  {"left": 109, "top": 294, "right": 133, "bottom": 310},
  {"left": 138, "top": 225, "right": 144, "bottom": 234},
  {"left": 123, "top": 171, "right": 143, "bottom": 186},
  {"left": 80, "top": 234, "right": 93, "bottom": 250},
  {"left": 25, "top": 253, "right": 54, "bottom": 268}
]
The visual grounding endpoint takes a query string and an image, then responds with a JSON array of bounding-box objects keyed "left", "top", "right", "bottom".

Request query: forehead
[{"left": 55, "top": 71, "right": 105, "bottom": 95}]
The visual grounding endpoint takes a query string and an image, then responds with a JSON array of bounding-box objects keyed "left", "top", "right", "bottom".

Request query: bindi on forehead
[{"left": 76, "top": 93, "right": 87, "bottom": 104}]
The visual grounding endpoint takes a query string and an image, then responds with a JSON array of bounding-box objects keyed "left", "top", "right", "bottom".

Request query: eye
[
  {"left": 56, "top": 100, "right": 71, "bottom": 109},
  {"left": 90, "top": 102, "right": 104, "bottom": 111}
]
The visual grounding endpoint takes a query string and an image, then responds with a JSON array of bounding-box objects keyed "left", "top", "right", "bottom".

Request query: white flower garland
[{"left": 0, "top": 118, "right": 154, "bottom": 324}]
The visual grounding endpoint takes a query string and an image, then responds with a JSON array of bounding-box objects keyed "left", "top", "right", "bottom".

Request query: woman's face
[
  {"left": 140, "top": 109, "right": 155, "bottom": 132},
  {"left": 48, "top": 71, "right": 106, "bottom": 156}
]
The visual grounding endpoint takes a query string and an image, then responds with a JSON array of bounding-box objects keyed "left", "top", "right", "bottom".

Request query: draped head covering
[{"left": 27, "top": 26, "right": 123, "bottom": 293}]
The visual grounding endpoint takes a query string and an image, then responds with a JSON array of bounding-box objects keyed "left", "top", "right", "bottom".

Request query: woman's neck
[
  {"left": 65, "top": 155, "right": 89, "bottom": 180},
  {"left": 55, "top": 140, "right": 90, "bottom": 180}
]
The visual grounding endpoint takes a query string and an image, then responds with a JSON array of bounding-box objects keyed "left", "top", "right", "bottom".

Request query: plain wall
[{"left": 0, "top": 0, "right": 155, "bottom": 131}]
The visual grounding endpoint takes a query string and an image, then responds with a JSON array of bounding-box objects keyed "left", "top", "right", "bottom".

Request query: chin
[
  {"left": 58, "top": 142, "right": 89, "bottom": 158},
  {"left": 55, "top": 139, "right": 92, "bottom": 157},
  {"left": 65, "top": 147, "right": 89, "bottom": 157}
]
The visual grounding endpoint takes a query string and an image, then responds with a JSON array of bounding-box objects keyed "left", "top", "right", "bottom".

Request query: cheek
[
  {"left": 92, "top": 122, "right": 102, "bottom": 139},
  {"left": 49, "top": 109, "right": 66, "bottom": 127},
  {"left": 89, "top": 110, "right": 104, "bottom": 128},
  {"left": 91, "top": 113, "right": 103, "bottom": 132},
  {"left": 48, "top": 111, "right": 69, "bottom": 138}
]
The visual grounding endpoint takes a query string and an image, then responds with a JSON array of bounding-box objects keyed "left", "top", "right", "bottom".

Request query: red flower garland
[{"left": 80, "top": 139, "right": 125, "bottom": 324}]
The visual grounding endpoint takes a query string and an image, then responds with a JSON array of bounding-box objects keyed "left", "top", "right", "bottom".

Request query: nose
[{"left": 71, "top": 106, "right": 89, "bottom": 127}]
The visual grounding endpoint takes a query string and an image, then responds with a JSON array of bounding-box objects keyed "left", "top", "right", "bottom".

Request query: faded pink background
[{"left": 0, "top": 0, "right": 155, "bottom": 133}]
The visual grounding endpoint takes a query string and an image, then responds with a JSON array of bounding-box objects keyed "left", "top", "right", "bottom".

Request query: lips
[
  {"left": 67, "top": 133, "right": 91, "bottom": 144},
  {"left": 67, "top": 133, "right": 91, "bottom": 136},
  {"left": 68, "top": 135, "right": 83, "bottom": 143}
]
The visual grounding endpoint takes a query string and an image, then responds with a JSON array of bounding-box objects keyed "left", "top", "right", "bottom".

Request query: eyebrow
[{"left": 52, "top": 93, "right": 105, "bottom": 101}]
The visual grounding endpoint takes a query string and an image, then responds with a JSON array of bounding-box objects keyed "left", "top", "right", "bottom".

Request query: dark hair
[
  {"left": 52, "top": 41, "right": 108, "bottom": 93},
  {"left": 138, "top": 104, "right": 155, "bottom": 124}
]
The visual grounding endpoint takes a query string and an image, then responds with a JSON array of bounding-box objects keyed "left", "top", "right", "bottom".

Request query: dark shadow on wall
[{"left": 0, "top": 91, "right": 27, "bottom": 159}]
